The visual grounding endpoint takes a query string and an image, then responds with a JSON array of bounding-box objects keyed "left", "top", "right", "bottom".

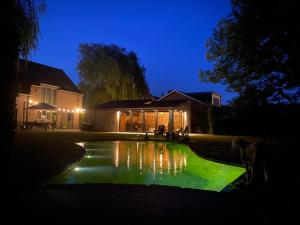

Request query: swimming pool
[{"left": 51, "top": 141, "right": 245, "bottom": 192}]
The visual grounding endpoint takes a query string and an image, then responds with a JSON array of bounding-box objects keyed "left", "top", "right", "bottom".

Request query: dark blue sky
[{"left": 30, "top": 0, "right": 236, "bottom": 103}]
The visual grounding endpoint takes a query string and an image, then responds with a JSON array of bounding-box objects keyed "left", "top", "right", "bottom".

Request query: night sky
[{"left": 30, "top": 0, "right": 236, "bottom": 103}]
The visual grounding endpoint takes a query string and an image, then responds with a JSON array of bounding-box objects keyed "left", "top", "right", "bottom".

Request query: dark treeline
[{"left": 209, "top": 104, "right": 300, "bottom": 137}]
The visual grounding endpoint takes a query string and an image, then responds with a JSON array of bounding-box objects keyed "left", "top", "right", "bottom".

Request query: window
[
  {"left": 213, "top": 97, "right": 220, "bottom": 106},
  {"left": 41, "top": 87, "right": 57, "bottom": 105},
  {"left": 38, "top": 111, "right": 51, "bottom": 121}
]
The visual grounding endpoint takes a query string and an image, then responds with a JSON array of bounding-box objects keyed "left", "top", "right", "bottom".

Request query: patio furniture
[
  {"left": 26, "top": 102, "right": 57, "bottom": 131},
  {"left": 182, "top": 125, "right": 190, "bottom": 141},
  {"left": 176, "top": 126, "right": 190, "bottom": 141},
  {"left": 154, "top": 125, "right": 165, "bottom": 138},
  {"left": 175, "top": 127, "right": 183, "bottom": 140},
  {"left": 24, "top": 121, "right": 54, "bottom": 130},
  {"left": 27, "top": 102, "right": 58, "bottom": 110},
  {"left": 166, "top": 131, "right": 176, "bottom": 140}
]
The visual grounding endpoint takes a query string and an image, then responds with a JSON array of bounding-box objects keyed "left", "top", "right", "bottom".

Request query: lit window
[
  {"left": 213, "top": 97, "right": 220, "bottom": 106},
  {"left": 41, "top": 86, "right": 57, "bottom": 105}
]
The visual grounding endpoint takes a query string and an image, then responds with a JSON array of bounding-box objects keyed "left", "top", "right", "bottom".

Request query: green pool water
[{"left": 51, "top": 141, "right": 245, "bottom": 192}]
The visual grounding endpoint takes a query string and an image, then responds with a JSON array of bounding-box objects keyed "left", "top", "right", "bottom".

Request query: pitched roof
[
  {"left": 183, "top": 91, "right": 219, "bottom": 104},
  {"left": 158, "top": 90, "right": 220, "bottom": 105},
  {"left": 94, "top": 99, "right": 188, "bottom": 110},
  {"left": 18, "top": 60, "right": 82, "bottom": 94}
]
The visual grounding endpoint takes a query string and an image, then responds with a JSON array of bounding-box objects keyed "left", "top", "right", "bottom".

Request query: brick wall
[
  {"left": 93, "top": 111, "right": 118, "bottom": 131},
  {"left": 16, "top": 85, "right": 83, "bottom": 129}
]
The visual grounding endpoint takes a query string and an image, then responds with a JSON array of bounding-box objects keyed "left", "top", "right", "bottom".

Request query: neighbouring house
[
  {"left": 16, "top": 60, "right": 84, "bottom": 129},
  {"left": 86, "top": 90, "right": 221, "bottom": 133}
]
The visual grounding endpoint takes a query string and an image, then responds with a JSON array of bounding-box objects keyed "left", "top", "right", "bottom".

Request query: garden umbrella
[{"left": 27, "top": 102, "right": 57, "bottom": 110}]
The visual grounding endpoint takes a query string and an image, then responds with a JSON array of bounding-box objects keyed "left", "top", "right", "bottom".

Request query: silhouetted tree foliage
[
  {"left": 2, "top": 0, "right": 45, "bottom": 181},
  {"left": 208, "top": 104, "right": 300, "bottom": 137},
  {"left": 77, "top": 44, "right": 150, "bottom": 106},
  {"left": 200, "top": 0, "right": 300, "bottom": 104}
]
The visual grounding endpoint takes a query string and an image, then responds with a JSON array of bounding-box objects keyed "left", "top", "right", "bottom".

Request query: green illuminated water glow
[{"left": 51, "top": 141, "right": 245, "bottom": 192}]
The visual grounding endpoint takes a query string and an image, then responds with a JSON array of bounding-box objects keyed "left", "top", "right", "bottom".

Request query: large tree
[
  {"left": 2, "top": 0, "right": 45, "bottom": 181},
  {"left": 200, "top": 0, "right": 300, "bottom": 104},
  {"left": 77, "top": 43, "right": 150, "bottom": 106}
]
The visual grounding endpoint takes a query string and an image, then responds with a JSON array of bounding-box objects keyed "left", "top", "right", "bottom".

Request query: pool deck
[{"left": 7, "top": 131, "right": 298, "bottom": 224}]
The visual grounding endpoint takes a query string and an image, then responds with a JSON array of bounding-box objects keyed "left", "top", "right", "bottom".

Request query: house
[
  {"left": 16, "top": 60, "right": 84, "bottom": 129},
  {"left": 86, "top": 90, "right": 221, "bottom": 133}
]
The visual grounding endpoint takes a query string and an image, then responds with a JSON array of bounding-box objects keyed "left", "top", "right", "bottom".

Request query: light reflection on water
[
  {"left": 51, "top": 141, "right": 245, "bottom": 192},
  {"left": 110, "top": 141, "right": 188, "bottom": 177}
]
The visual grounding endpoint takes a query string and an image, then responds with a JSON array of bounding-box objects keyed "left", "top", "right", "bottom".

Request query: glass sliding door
[
  {"left": 157, "top": 111, "right": 169, "bottom": 131},
  {"left": 145, "top": 111, "right": 156, "bottom": 132}
]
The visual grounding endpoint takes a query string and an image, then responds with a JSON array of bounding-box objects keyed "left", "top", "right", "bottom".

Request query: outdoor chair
[
  {"left": 154, "top": 125, "right": 165, "bottom": 138},
  {"left": 177, "top": 126, "right": 190, "bottom": 141},
  {"left": 183, "top": 125, "right": 190, "bottom": 141},
  {"left": 175, "top": 127, "right": 184, "bottom": 140}
]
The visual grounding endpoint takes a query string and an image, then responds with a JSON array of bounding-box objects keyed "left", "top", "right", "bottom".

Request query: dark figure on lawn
[{"left": 231, "top": 138, "right": 269, "bottom": 187}]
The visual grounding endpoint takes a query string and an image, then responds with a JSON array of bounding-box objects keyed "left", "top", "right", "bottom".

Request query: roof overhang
[{"left": 94, "top": 102, "right": 190, "bottom": 111}]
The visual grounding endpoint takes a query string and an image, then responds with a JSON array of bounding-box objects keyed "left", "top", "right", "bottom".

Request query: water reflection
[{"left": 52, "top": 141, "right": 245, "bottom": 192}]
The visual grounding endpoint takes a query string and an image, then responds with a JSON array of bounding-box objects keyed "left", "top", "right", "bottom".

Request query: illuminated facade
[
  {"left": 16, "top": 60, "right": 84, "bottom": 129},
  {"left": 86, "top": 90, "right": 220, "bottom": 133}
]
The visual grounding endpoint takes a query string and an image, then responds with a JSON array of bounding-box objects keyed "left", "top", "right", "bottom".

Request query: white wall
[{"left": 92, "top": 110, "right": 118, "bottom": 131}]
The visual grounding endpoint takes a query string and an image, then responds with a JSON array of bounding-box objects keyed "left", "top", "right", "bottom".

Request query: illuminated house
[
  {"left": 87, "top": 90, "right": 221, "bottom": 133},
  {"left": 16, "top": 60, "right": 84, "bottom": 129}
]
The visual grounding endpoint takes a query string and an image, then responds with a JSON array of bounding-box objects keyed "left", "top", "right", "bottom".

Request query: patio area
[{"left": 119, "top": 110, "right": 186, "bottom": 132}]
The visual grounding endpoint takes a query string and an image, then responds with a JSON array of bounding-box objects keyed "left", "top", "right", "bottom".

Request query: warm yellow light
[
  {"left": 67, "top": 109, "right": 70, "bottom": 112},
  {"left": 58, "top": 108, "right": 61, "bottom": 111},
  {"left": 74, "top": 167, "right": 80, "bottom": 171},
  {"left": 62, "top": 109, "right": 65, "bottom": 112},
  {"left": 159, "top": 112, "right": 164, "bottom": 115},
  {"left": 29, "top": 99, "right": 33, "bottom": 104},
  {"left": 83, "top": 109, "right": 85, "bottom": 112},
  {"left": 76, "top": 108, "right": 80, "bottom": 113}
]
